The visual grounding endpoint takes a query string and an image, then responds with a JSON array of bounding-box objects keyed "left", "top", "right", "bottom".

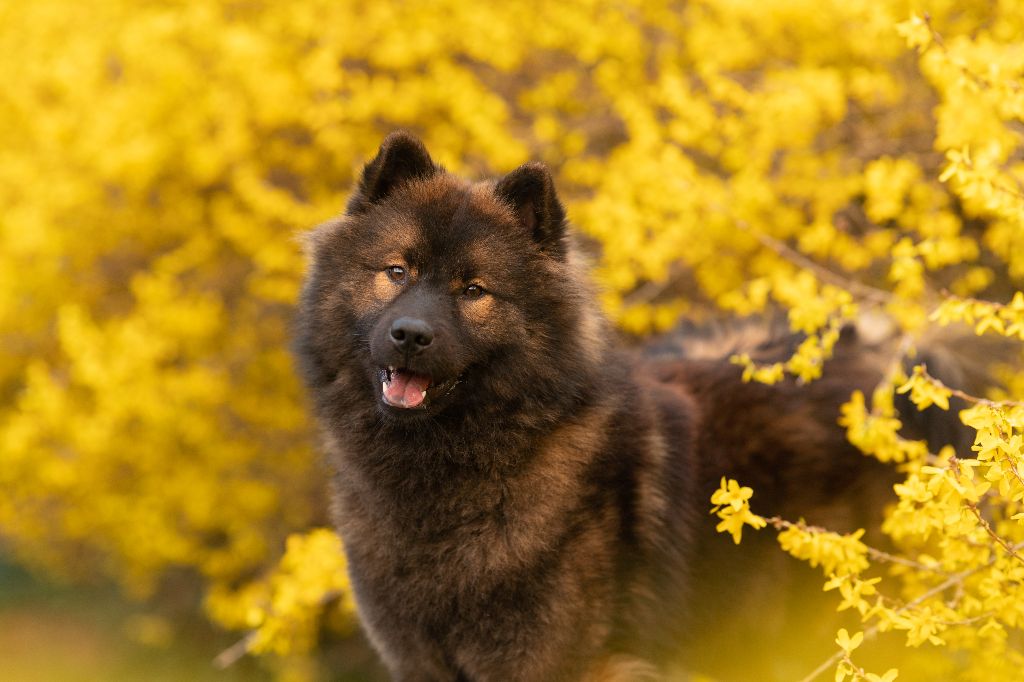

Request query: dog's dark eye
[
  {"left": 385, "top": 265, "right": 407, "bottom": 284},
  {"left": 463, "top": 284, "right": 485, "bottom": 299}
]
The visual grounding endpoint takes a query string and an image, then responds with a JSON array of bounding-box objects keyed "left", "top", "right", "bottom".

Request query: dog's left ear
[
  {"left": 494, "top": 162, "right": 567, "bottom": 259},
  {"left": 347, "top": 131, "right": 437, "bottom": 213}
]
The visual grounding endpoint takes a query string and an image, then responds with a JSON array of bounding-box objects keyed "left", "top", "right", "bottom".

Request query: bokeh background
[{"left": 1, "top": 1, "right": 1023, "bottom": 680}]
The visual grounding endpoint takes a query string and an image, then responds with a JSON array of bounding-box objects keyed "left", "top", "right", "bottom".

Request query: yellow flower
[
  {"left": 835, "top": 627, "right": 864, "bottom": 653},
  {"left": 896, "top": 15, "right": 932, "bottom": 53},
  {"left": 714, "top": 507, "right": 767, "bottom": 545},
  {"left": 711, "top": 477, "right": 754, "bottom": 511}
]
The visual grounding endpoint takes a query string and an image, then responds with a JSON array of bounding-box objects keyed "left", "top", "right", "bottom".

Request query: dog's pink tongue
[{"left": 384, "top": 370, "right": 431, "bottom": 408}]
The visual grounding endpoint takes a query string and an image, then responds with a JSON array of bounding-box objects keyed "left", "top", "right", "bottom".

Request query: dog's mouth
[{"left": 379, "top": 366, "right": 460, "bottom": 410}]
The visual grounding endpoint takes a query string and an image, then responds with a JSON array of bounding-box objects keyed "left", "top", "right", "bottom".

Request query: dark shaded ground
[
  {"left": 0, "top": 560, "right": 386, "bottom": 682},
  {"left": 0, "top": 560, "right": 265, "bottom": 682}
]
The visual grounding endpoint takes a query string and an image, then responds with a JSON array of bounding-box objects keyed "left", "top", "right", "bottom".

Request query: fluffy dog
[{"left": 294, "top": 132, "right": 954, "bottom": 680}]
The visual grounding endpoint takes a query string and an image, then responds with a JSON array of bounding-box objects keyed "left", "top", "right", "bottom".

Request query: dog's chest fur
[{"left": 327, "top": 400, "right": 647, "bottom": 680}]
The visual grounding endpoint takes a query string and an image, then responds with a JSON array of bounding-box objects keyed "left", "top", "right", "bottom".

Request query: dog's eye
[
  {"left": 385, "top": 265, "right": 407, "bottom": 284},
  {"left": 463, "top": 284, "right": 485, "bottom": 299}
]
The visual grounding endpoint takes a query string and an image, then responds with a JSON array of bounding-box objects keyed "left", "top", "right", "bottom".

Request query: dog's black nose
[{"left": 390, "top": 317, "right": 433, "bottom": 353}]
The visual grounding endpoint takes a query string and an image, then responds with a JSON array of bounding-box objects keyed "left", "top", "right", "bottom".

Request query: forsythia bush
[
  {"left": 0, "top": 0, "right": 1021, "bottom": 678},
  {"left": 712, "top": 9, "right": 1024, "bottom": 680}
]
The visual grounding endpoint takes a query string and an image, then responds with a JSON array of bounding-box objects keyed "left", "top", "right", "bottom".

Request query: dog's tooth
[
  {"left": 382, "top": 382, "right": 387, "bottom": 393},
  {"left": 421, "top": 390, "right": 427, "bottom": 399}
]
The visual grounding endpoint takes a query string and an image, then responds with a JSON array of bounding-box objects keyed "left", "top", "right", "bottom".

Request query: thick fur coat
[{"left": 294, "top": 133, "right": 953, "bottom": 681}]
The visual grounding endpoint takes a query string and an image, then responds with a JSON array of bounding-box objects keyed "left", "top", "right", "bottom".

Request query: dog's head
[{"left": 296, "top": 132, "right": 606, "bottom": 423}]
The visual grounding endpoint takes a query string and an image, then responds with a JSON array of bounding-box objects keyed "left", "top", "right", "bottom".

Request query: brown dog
[{"left": 294, "top": 133, "right": 952, "bottom": 680}]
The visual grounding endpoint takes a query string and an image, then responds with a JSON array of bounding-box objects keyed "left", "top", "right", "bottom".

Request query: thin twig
[
  {"left": 212, "top": 589, "right": 344, "bottom": 669},
  {"left": 917, "top": 364, "right": 1024, "bottom": 409},
  {"left": 922, "top": 13, "right": 1024, "bottom": 97},
  {"left": 918, "top": 14, "right": 1024, "bottom": 204},
  {"left": 942, "top": 452, "right": 1024, "bottom": 568},
  {"left": 746, "top": 228, "right": 895, "bottom": 306},
  {"left": 794, "top": 641, "right": 851, "bottom": 682},
  {"left": 622, "top": 263, "right": 687, "bottom": 305},
  {"left": 214, "top": 631, "right": 257, "bottom": 670},
  {"left": 965, "top": 501, "right": 1024, "bottom": 567},
  {"left": 795, "top": 541, "right": 1024, "bottom": 682},
  {"left": 763, "top": 516, "right": 950, "bottom": 574}
]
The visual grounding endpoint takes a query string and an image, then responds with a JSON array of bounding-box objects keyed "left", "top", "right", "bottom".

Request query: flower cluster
[
  {"left": 207, "top": 529, "right": 354, "bottom": 659},
  {"left": 710, "top": 478, "right": 767, "bottom": 544},
  {"left": 931, "top": 292, "right": 1024, "bottom": 340},
  {"left": 1, "top": 0, "right": 1023, "bottom": 677}
]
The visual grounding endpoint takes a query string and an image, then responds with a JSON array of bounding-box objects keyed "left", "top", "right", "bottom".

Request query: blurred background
[{"left": 1, "top": 1, "right": 1022, "bottom": 680}]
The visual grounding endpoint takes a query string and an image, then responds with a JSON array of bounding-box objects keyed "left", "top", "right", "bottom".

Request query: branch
[
  {"left": 965, "top": 501, "right": 1024, "bottom": 568},
  {"left": 796, "top": 541, "right": 1024, "bottom": 682},
  {"left": 763, "top": 516, "right": 950, "bottom": 574},
  {"left": 214, "top": 631, "right": 257, "bottom": 670},
  {"left": 916, "top": 364, "right": 1024, "bottom": 409},
  {"left": 212, "top": 588, "right": 344, "bottom": 669},
  {"left": 745, "top": 228, "right": 895, "bottom": 306}
]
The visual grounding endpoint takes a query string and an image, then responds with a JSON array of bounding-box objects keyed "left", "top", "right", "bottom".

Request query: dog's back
[{"left": 295, "top": 134, "right": 972, "bottom": 681}]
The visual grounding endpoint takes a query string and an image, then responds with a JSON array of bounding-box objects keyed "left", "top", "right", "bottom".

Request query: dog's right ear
[
  {"left": 347, "top": 132, "right": 437, "bottom": 213},
  {"left": 494, "top": 162, "right": 568, "bottom": 260}
]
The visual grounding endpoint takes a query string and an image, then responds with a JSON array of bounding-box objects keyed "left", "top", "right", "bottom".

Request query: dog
[{"left": 293, "top": 132, "right": 961, "bottom": 680}]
